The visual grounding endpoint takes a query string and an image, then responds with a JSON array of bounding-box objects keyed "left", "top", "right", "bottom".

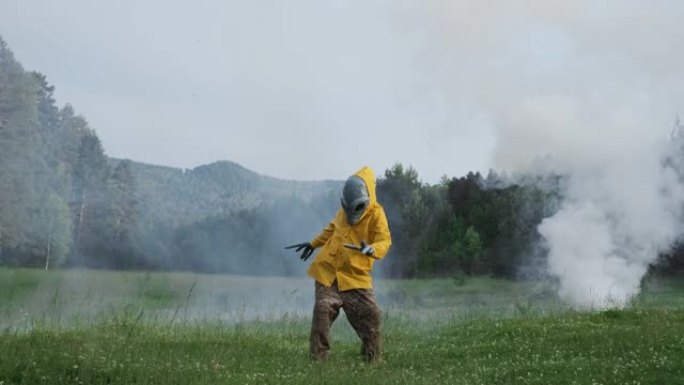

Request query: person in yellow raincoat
[{"left": 286, "top": 166, "right": 392, "bottom": 362}]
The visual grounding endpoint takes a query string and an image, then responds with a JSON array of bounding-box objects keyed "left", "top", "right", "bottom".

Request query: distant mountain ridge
[{"left": 109, "top": 158, "right": 341, "bottom": 228}]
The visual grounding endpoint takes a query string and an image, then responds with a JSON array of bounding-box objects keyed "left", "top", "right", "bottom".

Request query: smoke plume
[
  {"left": 494, "top": 96, "right": 684, "bottom": 308},
  {"left": 414, "top": 0, "right": 684, "bottom": 308},
  {"left": 534, "top": 130, "right": 684, "bottom": 308}
]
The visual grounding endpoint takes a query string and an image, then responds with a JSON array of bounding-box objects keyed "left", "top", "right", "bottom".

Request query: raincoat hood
[{"left": 352, "top": 166, "right": 377, "bottom": 207}]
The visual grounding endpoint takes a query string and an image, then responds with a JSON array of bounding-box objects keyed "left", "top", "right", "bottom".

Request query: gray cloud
[
  {"left": 2, "top": 0, "right": 683, "bottom": 185},
  {"left": 0, "top": 0, "right": 494, "bottom": 182}
]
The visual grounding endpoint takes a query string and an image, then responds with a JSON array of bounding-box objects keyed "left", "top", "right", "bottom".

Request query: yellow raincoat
[{"left": 307, "top": 166, "right": 392, "bottom": 291}]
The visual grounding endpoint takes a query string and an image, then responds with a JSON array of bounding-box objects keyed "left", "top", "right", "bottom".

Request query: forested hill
[
  {"left": 0, "top": 35, "right": 339, "bottom": 273},
  {"left": 110, "top": 158, "right": 340, "bottom": 227}
]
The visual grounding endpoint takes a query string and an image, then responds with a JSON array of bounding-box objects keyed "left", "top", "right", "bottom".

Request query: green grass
[
  {"left": 1, "top": 309, "right": 683, "bottom": 384},
  {"left": 1, "top": 269, "right": 684, "bottom": 384},
  {"left": 0, "top": 269, "right": 43, "bottom": 305}
]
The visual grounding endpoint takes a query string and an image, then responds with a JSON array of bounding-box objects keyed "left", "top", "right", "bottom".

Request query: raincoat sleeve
[
  {"left": 310, "top": 220, "right": 335, "bottom": 249},
  {"left": 369, "top": 208, "right": 392, "bottom": 259}
]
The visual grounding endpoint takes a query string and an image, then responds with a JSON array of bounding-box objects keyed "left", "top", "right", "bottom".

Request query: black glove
[{"left": 285, "top": 242, "right": 315, "bottom": 261}]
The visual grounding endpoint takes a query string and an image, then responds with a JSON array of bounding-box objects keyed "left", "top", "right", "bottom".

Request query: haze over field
[{"left": 2, "top": 1, "right": 684, "bottom": 308}]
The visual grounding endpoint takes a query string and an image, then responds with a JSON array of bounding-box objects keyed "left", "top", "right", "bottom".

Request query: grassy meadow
[{"left": 0, "top": 268, "right": 683, "bottom": 384}]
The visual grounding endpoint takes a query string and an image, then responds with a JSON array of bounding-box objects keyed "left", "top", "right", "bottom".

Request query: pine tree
[
  {"left": 71, "top": 132, "right": 110, "bottom": 266},
  {"left": 0, "top": 35, "right": 49, "bottom": 265},
  {"left": 106, "top": 160, "right": 140, "bottom": 267}
]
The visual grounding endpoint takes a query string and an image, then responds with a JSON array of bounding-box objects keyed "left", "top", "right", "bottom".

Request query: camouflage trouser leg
[
  {"left": 341, "top": 285, "right": 382, "bottom": 362},
  {"left": 310, "top": 281, "right": 382, "bottom": 362},
  {"left": 310, "top": 281, "right": 343, "bottom": 360}
]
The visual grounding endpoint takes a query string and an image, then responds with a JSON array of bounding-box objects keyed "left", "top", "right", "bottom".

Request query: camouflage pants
[{"left": 310, "top": 281, "right": 382, "bottom": 362}]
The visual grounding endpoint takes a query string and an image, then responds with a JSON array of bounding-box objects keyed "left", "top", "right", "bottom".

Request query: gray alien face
[{"left": 340, "top": 176, "right": 370, "bottom": 225}]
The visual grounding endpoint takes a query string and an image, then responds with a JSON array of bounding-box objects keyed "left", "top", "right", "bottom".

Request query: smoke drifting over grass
[
  {"left": 414, "top": 1, "right": 684, "bottom": 307},
  {"left": 537, "top": 144, "right": 684, "bottom": 308},
  {"left": 493, "top": 96, "right": 684, "bottom": 308}
]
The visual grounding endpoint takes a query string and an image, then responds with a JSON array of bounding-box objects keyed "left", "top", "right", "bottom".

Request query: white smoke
[
  {"left": 492, "top": 76, "right": 684, "bottom": 308},
  {"left": 494, "top": 96, "right": 684, "bottom": 308},
  {"left": 537, "top": 139, "right": 684, "bottom": 308},
  {"left": 406, "top": 0, "right": 684, "bottom": 308}
]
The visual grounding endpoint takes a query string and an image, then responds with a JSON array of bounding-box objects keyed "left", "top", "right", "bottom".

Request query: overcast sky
[{"left": 1, "top": 1, "right": 682, "bottom": 182}]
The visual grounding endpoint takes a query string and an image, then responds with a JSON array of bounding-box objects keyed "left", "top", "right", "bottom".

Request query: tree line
[{"left": 375, "top": 165, "right": 562, "bottom": 278}]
